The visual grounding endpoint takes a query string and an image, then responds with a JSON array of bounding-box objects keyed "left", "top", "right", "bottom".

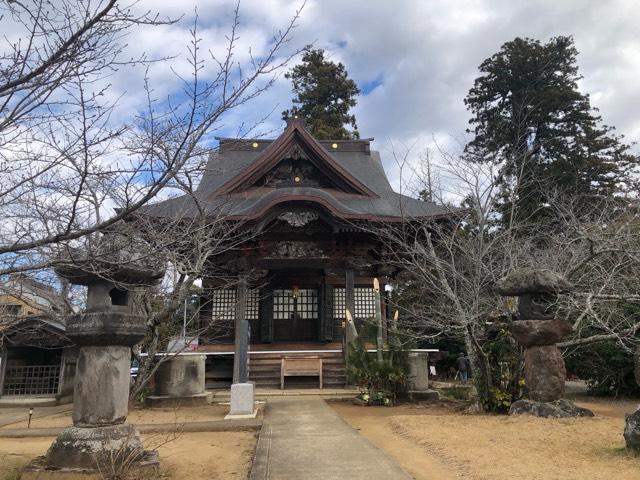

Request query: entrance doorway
[{"left": 272, "top": 288, "right": 319, "bottom": 341}]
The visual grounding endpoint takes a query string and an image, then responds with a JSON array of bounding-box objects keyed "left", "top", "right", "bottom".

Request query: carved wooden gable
[
  {"left": 255, "top": 144, "right": 335, "bottom": 189},
  {"left": 215, "top": 120, "right": 377, "bottom": 197}
]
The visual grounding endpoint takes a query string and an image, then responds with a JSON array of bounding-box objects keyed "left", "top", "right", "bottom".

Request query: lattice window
[
  {"left": 333, "top": 287, "right": 346, "bottom": 318},
  {"left": 355, "top": 287, "right": 376, "bottom": 319},
  {"left": 297, "top": 289, "right": 318, "bottom": 319},
  {"left": 332, "top": 287, "right": 376, "bottom": 319},
  {"left": 246, "top": 289, "right": 259, "bottom": 320},
  {"left": 211, "top": 288, "right": 259, "bottom": 321},
  {"left": 272, "top": 289, "right": 318, "bottom": 320},
  {"left": 273, "top": 289, "right": 292, "bottom": 320},
  {"left": 211, "top": 289, "right": 236, "bottom": 321},
  {"left": 3, "top": 365, "right": 60, "bottom": 395}
]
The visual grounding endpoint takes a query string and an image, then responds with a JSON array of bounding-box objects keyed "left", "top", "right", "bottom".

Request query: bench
[{"left": 281, "top": 356, "right": 323, "bottom": 390}]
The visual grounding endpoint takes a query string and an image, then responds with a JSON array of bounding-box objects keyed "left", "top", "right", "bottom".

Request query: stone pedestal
[
  {"left": 523, "top": 344, "right": 566, "bottom": 402},
  {"left": 147, "top": 354, "right": 211, "bottom": 407},
  {"left": 407, "top": 352, "right": 439, "bottom": 402},
  {"left": 226, "top": 382, "right": 256, "bottom": 418},
  {"left": 73, "top": 346, "right": 131, "bottom": 426}
]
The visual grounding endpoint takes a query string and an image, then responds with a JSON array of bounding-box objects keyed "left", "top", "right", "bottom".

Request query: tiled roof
[{"left": 141, "top": 121, "right": 453, "bottom": 222}]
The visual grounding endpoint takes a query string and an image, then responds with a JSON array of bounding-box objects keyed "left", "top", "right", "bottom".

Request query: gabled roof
[
  {"left": 140, "top": 119, "right": 453, "bottom": 222},
  {"left": 215, "top": 119, "right": 377, "bottom": 197}
]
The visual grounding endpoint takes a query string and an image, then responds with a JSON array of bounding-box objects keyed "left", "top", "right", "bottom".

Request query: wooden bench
[{"left": 281, "top": 356, "right": 323, "bottom": 390}]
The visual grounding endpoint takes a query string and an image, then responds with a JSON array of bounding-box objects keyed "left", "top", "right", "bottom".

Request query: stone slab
[
  {"left": 225, "top": 409, "right": 258, "bottom": 420},
  {"left": 230, "top": 383, "right": 255, "bottom": 416},
  {"left": 146, "top": 392, "right": 212, "bottom": 408},
  {"left": 408, "top": 390, "right": 440, "bottom": 402}
]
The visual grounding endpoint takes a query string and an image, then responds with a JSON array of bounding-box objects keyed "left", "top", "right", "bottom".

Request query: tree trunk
[{"left": 464, "top": 324, "right": 492, "bottom": 410}]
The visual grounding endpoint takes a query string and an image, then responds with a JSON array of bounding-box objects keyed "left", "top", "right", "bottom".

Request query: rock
[
  {"left": 511, "top": 319, "right": 573, "bottom": 347},
  {"left": 496, "top": 269, "right": 572, "bottom": 296},
  {"left": 510, "top": 399, "right": 594, "bottom": 418},
  {"left": 624, "top": 408, "right": 640, "bottom": 450},
  {"left": 352, "top": 397, "right": 368, "bottom": 406},
  {"left": 524, "top": 345, "right": 566, "bottom": 402}
]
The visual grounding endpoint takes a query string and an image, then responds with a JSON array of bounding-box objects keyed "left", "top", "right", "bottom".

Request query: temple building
[{"left": 144, "top": 119, "right": 450, "bottom": 387}]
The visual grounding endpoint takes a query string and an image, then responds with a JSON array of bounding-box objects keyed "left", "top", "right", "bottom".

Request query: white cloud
[{"left": 6, "top": 0, "right": 637, "bottom": 191}]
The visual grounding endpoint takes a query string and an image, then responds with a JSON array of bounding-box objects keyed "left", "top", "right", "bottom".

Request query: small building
[
  {"left": 143, "top": 119, "right": 449, "bottom": 387},
  {"left": 0, "top": 275, "right": 76, "bottom": 400}
]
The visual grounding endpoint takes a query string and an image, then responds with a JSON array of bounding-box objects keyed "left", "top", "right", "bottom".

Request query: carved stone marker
[
  {"left": 496, "top": 268, "right": 592, "bottom": 417},
  {"left": 407, "top": 352, "right": 439, "bottom": 402},
  {"left": 24, "top": 239, "right": 165, "bottom": 475}
]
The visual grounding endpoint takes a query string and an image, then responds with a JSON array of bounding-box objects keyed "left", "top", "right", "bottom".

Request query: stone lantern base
[
  {"left": 21, "top": 424, "right": 158, "bottom": 478},
  {"left": 44, "top": 424, "right": 145, "bottom": 470},
  {"left": 21, "top": 451, "right": 158, "bottom": 480}
]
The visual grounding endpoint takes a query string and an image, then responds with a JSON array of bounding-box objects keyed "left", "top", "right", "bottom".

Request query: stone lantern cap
[
  {"left": 495, "top": 268, "right": 572, "bottom": 296},
  {"left": 55, "top": 234, "right": 165, "bottom": 287}
]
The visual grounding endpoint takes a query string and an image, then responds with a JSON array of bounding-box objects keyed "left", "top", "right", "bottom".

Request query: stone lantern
[
  {"left": 496, "top": 268, "right": 593, "bottom": 417},
  {"left": 25, "top": 238, "right": 165, "bottom": 475}
]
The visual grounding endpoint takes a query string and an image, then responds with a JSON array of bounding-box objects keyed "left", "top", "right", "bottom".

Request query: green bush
[
  {"left": 566, "top": 341, "right": 640, "bottom": 397},
  {"left": 347, "top": 327, "right": 410, "bottom": 405},
  {"left": 484, "top": 326, "right": 524, "bottom": 412}
]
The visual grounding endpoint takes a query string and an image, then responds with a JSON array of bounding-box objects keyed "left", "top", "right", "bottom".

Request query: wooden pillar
[{"left": 233, "top": 277, "right": 249, "bottom": 384}]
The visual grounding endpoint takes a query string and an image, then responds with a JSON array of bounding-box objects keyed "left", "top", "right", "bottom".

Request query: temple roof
[{"left": 141, "top": 119, "right": 452, "bottom": 222}]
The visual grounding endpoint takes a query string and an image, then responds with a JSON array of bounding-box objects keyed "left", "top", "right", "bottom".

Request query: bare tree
[
  {"left": 0, "top": 0, "right": 305, "bottom": 397},
  {"left": 374, "top": 141, "right": 640, "bottom": 408},
  {"left": 0, "top": 0, "right": 302, "bottom": 275}
]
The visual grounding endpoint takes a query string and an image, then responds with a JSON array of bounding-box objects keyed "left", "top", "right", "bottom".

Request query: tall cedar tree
[
  {"left": 283, "top": 48, "right": 360, "bottom": 140},
  {"left": 464, "top": 36, "right": 637, "bottom": 227}
]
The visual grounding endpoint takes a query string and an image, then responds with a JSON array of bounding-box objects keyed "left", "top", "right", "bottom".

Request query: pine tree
[
  {"left": 464, "top": 36, "right": 637, "bottom": 226},
  {"left": 282, "top": 48, "right": 360, "bottom": 140}
]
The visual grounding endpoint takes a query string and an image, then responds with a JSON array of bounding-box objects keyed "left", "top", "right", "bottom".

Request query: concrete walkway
[{"left": 251, "top": 397, "right": 412, "bottom": 480}]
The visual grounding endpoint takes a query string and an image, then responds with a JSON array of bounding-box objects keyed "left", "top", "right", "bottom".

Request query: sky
[
  {"left": 132, "top": 0, "right": 640, "bottom": 189},
  {"left": 8, "top": 0, "right": 640, "bottom": 190}
]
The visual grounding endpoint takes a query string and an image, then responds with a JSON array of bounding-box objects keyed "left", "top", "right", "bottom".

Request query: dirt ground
[
  {"left": 1, "top": 404, "right": 228, "bottom": 430},
  {"left": 330, "top": 396, "right": 640, "bottom": 480},
  {"left": 0, "top": 430, "right": 256, "bottom": 480}
]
